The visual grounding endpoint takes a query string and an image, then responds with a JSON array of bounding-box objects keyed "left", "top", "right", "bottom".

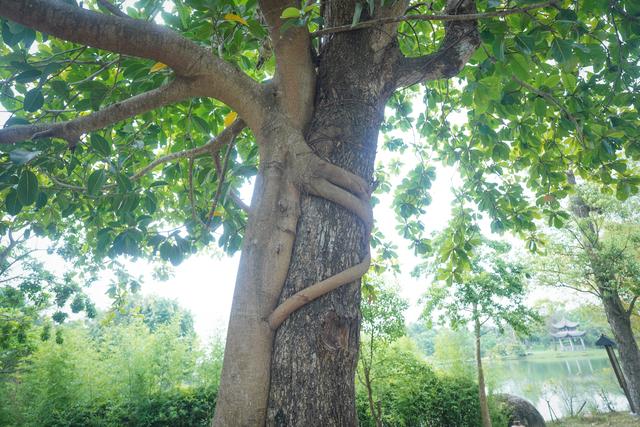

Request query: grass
[{"left": 548, "top": 412, "right": 639, "bottom": 426}]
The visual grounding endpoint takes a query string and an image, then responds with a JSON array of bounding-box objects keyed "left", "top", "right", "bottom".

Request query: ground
[{"left": 548, "top": 412, "right": 640, "bottom": 426}]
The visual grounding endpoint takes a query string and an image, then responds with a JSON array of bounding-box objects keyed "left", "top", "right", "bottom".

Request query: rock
[{"left": 495, "top": 394, "right": 546, "bottom": 427}]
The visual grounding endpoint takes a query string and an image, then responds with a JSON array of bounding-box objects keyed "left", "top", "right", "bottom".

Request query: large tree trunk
[
  {"left": 267, "top": 79, "right": 386, "bottom": 427},
  {"left": 474, "top": 316, "right": 492, "bottom": 427},
  {"left": 601, "top": 291, "right": 640, "bottom": 413}
]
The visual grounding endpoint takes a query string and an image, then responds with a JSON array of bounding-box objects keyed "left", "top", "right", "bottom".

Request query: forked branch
[
  {"left": 0, "top": 78, "right": 200, "bottom": 146},
  {"left": 392, "top": 0, "right": 481, "bottom": 87}
]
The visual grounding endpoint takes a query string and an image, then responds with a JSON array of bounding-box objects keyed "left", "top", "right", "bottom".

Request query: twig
[
  {"left": 311, "top": 0, "right": 557, "bottom": 37},
  {"left": 512, "top": 76, "right": 585, "bottom": 145},
  {"left": 97, "top": 0, "right": 130, "bottom": 19}
]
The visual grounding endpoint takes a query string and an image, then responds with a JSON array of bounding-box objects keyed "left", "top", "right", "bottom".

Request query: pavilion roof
[{"left": 552, "top": 318, "right": 580, "bottom": 329}]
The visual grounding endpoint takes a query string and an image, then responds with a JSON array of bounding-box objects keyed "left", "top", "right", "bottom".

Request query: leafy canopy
[{"left": 0, "top": 0, "right": 638, "bottom": 279}]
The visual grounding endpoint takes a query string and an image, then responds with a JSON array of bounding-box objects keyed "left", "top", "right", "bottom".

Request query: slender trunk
[
  {"left": 601, "top": 291, "right": 640, "bottom": 413},
  {"left": 364, "top": 366, "right": 382, "bottom": 427},
  {"left": 475, "top": 316, "right": 492, "bottom": 427}
]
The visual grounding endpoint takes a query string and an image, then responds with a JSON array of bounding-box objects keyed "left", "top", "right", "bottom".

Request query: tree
[
  {"left": 423, "top": 241, "right": 539, "bottom": 427},
  {"left": 0, "top": 0, "right": 638, "bottom": 424},
  {"left": 535, "top": 185, "right": 640, "bottom": 412},
  {"left": 358, "top": 276, "right": 407, "bottom": 427}
]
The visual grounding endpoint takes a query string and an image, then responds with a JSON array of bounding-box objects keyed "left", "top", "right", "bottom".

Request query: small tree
[
  {"left": 535, "top": 184, "right": 640, "bottom": 411},
  {"left": 358, "top": 276, "right": 407, "bottom": 427},
  {"left": 423, "top": 241, "right": 539, "bottom": 427}
]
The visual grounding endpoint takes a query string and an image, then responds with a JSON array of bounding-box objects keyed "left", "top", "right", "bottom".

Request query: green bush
[
  {"left": 356, "top": 345, "right": 508, "bottom": 426},
  {"left": 0, "top": 313, "right": 222, "bottom": 427}
]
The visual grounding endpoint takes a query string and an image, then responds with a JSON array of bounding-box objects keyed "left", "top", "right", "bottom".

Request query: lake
[{"left": 486, "top": 351, "right": 631, "bottom": 421}]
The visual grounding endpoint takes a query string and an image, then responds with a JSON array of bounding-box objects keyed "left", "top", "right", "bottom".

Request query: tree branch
[
  {"left": 0, "top": 0, "right": 205, "bottom": 77},
  {"left": 392, "top": 0, "right": 482, "bottom": 88},
  {"left": 627, "top": 295, "right": 638, "bottom": 317},
  {"left": 0, "top": 0, "right": 266, "bottom": 125},
  {"left": 312, "top": 0, "right": 557, "bottom": 37},
  {"left": 267, "top": 148, "right": 374, "bottom": 330},
  {"left": 96, "top": 0, "right": 129, "bottom": 19},
  {"left": 259, "top": 0, "right": 316, "bottom": 128},
  {"left": 129, "top": 118, "right": 246, "bottom": 181},
  {"left": 267, "top": 252, "right": 371, "bottom": 329},
  {"left": 0, "top": 77, "right": 200, "bottom": 146}
]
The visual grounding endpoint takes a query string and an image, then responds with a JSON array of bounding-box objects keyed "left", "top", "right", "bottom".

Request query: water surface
[{"left": 487, "top": 352, "right": 630, "bottom": 420}]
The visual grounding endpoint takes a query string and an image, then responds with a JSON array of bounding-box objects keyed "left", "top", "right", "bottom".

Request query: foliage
[
  {"left": 533, "top": 184, "right": 640, "bottom": 313},
  {"left": 423, "top": 240, "right": 540, "bottom": 335},
  {"left": 0, "top": 309, "right": 223, "bottom": 427},
  {"left": 389, "top": 0, "right": 640, "bottom": 279},
  {"left": 0, "top": 0, "right": 637, "bottom": 285},
  {"left": 355, "top": 340, "right": 508, "bottom": 427},
  {"left": 358, "top": 276, "right": 408, "bottom": 425}
]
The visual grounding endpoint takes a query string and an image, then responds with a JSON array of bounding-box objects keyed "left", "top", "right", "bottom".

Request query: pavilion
[{"left": 551, "top": 318, "right": 586, "bottom": 351}]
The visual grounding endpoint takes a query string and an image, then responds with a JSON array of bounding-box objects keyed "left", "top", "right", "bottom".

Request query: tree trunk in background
[
  {"left": 475, "top": 316, "right": 492, "bottom": 427},
  {"left": 601, "top": 291, "right": 640, "bottom": 413},
  {"left": 364, "top": 366, "right": 383, "bottom": 427}
]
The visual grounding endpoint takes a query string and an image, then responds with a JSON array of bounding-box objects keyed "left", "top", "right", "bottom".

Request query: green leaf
[
  {"left": 509, "top": 54, "right": 530, "bottom": 80},
  {"left": 352, "top": 2, "right": 363, "bottom": 27},
  {"left": 35, "top": 191, "right": 48, "bottom": 210},
  {"left": 90, "top": 134, "right": 112, "bottom": 156},
  {"left": 4, "top": 189, "right": 22, "bottom": 215},
  {"left": 17, "top": 170, "right": 38, "bottom": 206},
  {"left": 15, "top": 69, "right": 42, "bottom": 84},
  {"left": 23, "top": 88, "right": 44, "bottom": 112},
  {"left": 280, "top": 7, "right": 301, "bottom": 19},
  {"left": 87, "top": 170, "right": 107, "bottom": 196},
  {"left": 534, "top": 97, "right": 547, "bottom": 117},
  {"left": 550, "top": 39, "right": 574, "bottom": 64}
]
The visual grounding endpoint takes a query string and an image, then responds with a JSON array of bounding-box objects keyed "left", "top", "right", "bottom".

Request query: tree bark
[
  {"left": 475, "top": 316, "right": 492, "bottom": 427},
  {"left": 601, "top": 291, "right": 640, "bottom": 413}
]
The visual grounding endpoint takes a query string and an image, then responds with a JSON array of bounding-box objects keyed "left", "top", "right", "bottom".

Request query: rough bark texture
[
  {"left": 601, "top": 291, "right": 640, "bottom": 413},
  {"left": 267, "top": 90, "right": 384, "bottom": 427},
  {"left": 261, "top": 0, "right": 410, "bottom": 423},
  {"left": 475, "top": 317, "right": 492, "bottom": 427}
]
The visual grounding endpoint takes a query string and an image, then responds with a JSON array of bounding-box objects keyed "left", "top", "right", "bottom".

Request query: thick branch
[
  {"left": 1, "top": 0, "right": 206, "bottom": 76},
  {"left": 0, "top": 0, "right": 266, "bottom": 124},
  {"left": 0, "top": 78, "right": 199, "bottom": 145},
  {"left": 259, "top": 0, "right": 315, "bottom": 127},
  {"left": 312, "top": 0, "right": 557, "bottom": 37},
  {"left": 392, "top": 0, "right": 481, "bottom": 87}
]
